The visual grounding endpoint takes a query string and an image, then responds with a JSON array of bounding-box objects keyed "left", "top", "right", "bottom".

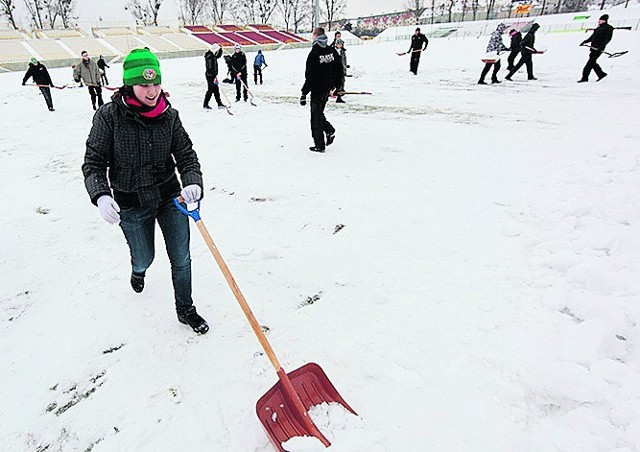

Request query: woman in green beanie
[{"left": 82, "top": 48, "right": 209, "bottom": 334}]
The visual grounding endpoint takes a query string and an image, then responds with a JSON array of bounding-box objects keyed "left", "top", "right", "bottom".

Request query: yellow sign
[{"left": 515, "top": 4, "right": 533, "bottom": 14}]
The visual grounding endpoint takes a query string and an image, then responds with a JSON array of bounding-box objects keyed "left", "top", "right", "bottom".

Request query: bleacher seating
[
  {"left": 161, "top": 33, "right": 208, "bottom": 50},
  {"left": 219, "top": 32, "right": 257, "bottom": 45},
  {"left": 278, "top": 30, "right": 307, "bottom": 42},
  {"left": 101, "top": 35, "right": 149, "bottom": 54},
  {"left": 237, "top": 31, "right": 278, "bottom": 45},
  {"left": 216, "top": 24, "right": 244, "bottom": 32},
  {"left": 138, "top": 26, "right": 180, "bottom": 35},
  {"left": 0, "top": 40, "right": 33, "bottom": 64},
  {"left": 36, "top": 28, "right": 86, "bottom": 39},
  {"left": 26, "top": 39, "right": 74, "bottom": 60},
  {"left": 134, "top": 35, "right": 180, "bottom": 52},
  {"left": 93, "top": 27, "right": 136, "bottom": 37},
  {"left": 192, "top": 32, "right": 235, "bottom": 47},
  {"left": 183, "top": 25, "right": 212, "bottom": 33},
  {"left": 0, "top": 29, "right": 27, "bottom": 40},
  {"left": 248, "top": 24, "right": 274, "bottom": 32},
  {"left": 61, "top": 36, "right": 116, "bottom": 57},
  {"left": 262, "top": 30, "right": 299, "bottom": 43}
]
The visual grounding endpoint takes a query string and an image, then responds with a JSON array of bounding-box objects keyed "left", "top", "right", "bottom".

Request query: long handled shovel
[
  {"left": 173, "top": 198, "right": 356, "bottom": 451},
  {"left": 581, "top": 43, "right": 628, "bottom": 58},
  {"left": 238, "top": 77, "right": 258, "bottom": 106},
  {"left": 216, "top": 80, "right": 234, "bottom": 116}
]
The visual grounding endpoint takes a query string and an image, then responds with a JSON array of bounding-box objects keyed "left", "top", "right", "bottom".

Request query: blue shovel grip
[{"left": 173, "top": 197, "right": 201, "bottom": 222}]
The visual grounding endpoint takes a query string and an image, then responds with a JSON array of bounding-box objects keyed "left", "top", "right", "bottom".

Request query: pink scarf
[{"left": 124, "top": 92, "right": 168, "bottom": 118}]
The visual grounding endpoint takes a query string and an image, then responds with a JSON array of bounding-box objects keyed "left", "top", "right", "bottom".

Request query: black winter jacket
[
  {"left": 22, "top": 63, "right": 53, "bottom": 86},
  {"left": 204, "top": 48, "right": 223, "bottom": 78},
  {"left": 583, "top": 22, "right": 614, "bottom": 51},
  {"left": 510, "top": 32, "right": 522, "bottom": 52},
  {"left": 409, "top": 33, "right": 429, "bottom": 52},
  {"left": 82, "top": 94, "right": 203, "bottom": 207},
  {"left": 230, "top": 52, "right": 247, "bottom": 77},
  {"left": 301, "top": 42, "right": 342, "bottom": 95},
  {"left": 520, "top": 24, "right": 539, "bottom": 55}
]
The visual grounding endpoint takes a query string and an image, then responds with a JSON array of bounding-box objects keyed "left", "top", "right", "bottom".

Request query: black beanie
[{"left": 599, "top": 14, "right": 609, "bottom": 21}]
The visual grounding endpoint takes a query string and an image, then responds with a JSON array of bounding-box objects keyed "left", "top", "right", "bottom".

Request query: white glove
[
  {"left": 180, "top": 184, "right": 202, "bottom": 204},
  {"left": 97, "top": 195, "right": 121, "bottom": 224}
]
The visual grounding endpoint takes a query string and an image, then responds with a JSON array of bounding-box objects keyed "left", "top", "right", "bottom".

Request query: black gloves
[{"left": 299, "top": 95, "right": 306, "bottom": 106}]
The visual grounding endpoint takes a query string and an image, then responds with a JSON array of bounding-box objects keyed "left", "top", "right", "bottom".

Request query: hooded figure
[
  {"left": 253, "top": 49, "right": 266, "bottom": 84},
  {"left": 506, "top": 23, "right": 540, "bottom": 81},
  {"left": 578, "top": 14, "right": 614, "bottom": 82},
  {"left": 82, "top": 48, "right": 209, "bottom": 335},
  {"left": 230, "top": 44, "right": 248, "bottom": 101},
  {"left": 507, "top": 29, "right": 522, "bottom": 71},
  {"left": 299, "top": 27, "right": 343, "bottom": 153},
  {"left": 203, "top": 43, "right": 225, "bottom": 108},
  {"left": 22, "top": 57, "right": 55, "bottom": 111},
  {"left": 478, "top": 23, "right": 509, "bottom": 85}
]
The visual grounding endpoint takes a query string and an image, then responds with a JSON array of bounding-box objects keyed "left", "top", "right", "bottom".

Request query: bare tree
[
  {"left": 484, "top": 0, "right": 496, "bottom": 19},
  {"left": 57, "top": 0, "right": 77, "bottom": 28},
  {"left": 276, "top": 0, "right": 294, "bottom": 29},
  {"left": 404, "top": 0, "right": 426, "bottom": 25},
  {"left": 24, "top": 0, "right": 46, "bottom": 29},
  {"left": 291, "top": 0, "right": 309, "bottom": 32},
  {"left": 322, "top": 0, "right": 344, "bottom": 31},
  {"left": 209, "top": 0, "right": 232, "bottom": 23},
  {"left": 460, "top": 0, "right": 467, "bottom": 21},
  {"left": 447, "top": 0, "right": 456, "bottom": 22},
  {"left": 238, "top": 0, "right": 276, "bottom": 24},
  {"left": 177, "top": 0, "right": 207, "bottom": 24},
  {"left": 125, "top": 0, "right": 164, "bottom": 26},
  {"left": 0, "top": 0, "right": 19, "bottom": 29},
  {"left": 43, "top": 0, "right": 60, "bottom": 28},
  {"left": 471, "top": 0, "right": 478, "bottom": 20}
]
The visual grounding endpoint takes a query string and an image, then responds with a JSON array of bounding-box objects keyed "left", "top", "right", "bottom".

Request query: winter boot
[
  {"left": 477, "top": 80, "right": 487, "bottom": 85},
  {"left": 597, "top": 73, "right": 608, "bottom": 81},
  {"left": 336, "top": 96, "right": 346, "bottom": 103},
  {"left": 309, "top": 146, "right": 325, "bottom": 153},
  {"left": 130, "top": 272, "right": 145, "bottom": 293},
  {"left": 203, "top": 104, "right": 212, "bottom": 110},
  {"left": 177, "top": 306, "right": 209, "bottom": 334},
  {"left": 326, "top": 132, "right": 335, "bottom": 146}
]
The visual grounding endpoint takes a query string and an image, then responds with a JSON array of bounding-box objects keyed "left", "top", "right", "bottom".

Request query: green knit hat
[{"left": 122, "top": 48, "right": 162, "bottom": 86}]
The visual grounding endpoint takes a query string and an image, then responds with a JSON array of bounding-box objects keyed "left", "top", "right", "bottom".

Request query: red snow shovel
[{"left": 174, "top": 198, "right": 357, "bottom": 451}]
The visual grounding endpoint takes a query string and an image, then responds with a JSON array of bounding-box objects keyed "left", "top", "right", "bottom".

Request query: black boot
[
  {"left": 326, "top": 132, "right": 335, "bottom": 146},
  {"left": 130, "top": 272, "right": 145, "bottom": 293},
  {"left": 177, "top": 306, "right": 209, "bottom": 334}
]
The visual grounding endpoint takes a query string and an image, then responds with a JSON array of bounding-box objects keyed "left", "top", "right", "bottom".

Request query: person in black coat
[
  {"left": 229, "top": 44, "right": 248, "bottom": 102},
  {"left": 408, "top": 27, "right": 429, "bottom": 75},
  {"left": 506, "top": 29, "right": 522, "bottom": 72},
  {"left": 578, "top": 14, "right": 614, "bottom": 82},
  {"left": 203, "top": 43, "right": 225, "bottom": 109},
  {"left": 97, "top": 55, "right": 110, "bottom": 85},
  {"left": 299, "top": 27, "right": 342, "bottom": 153},
  {"left": 22, "top": 57, "right": 55, "bottom": 111},
  {"left": 505, "top": 23, "right": 540, "bottom": 81}
]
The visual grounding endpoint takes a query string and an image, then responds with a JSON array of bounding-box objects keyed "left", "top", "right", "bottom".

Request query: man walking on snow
[
  {"left": 578, "top": 14, "right": 614, "bottom": 83},
  {"left": 505, "top": 23, "right": 540, "bottom": 81},
  {"left": 408, "top": 27, "right": 429, "bottom": 75},
  {"left": 73, "top": 50, "right": 104, "bottom": 110},
  {"left": 22, "top": 57, "right": 55, "bottom": 111},
  {"left": 230, "top": 44, "right": 248, "bottom": 102},
  {"left": 203, "top": 43, "right": 226, "bottom": 109},
  {"left": 300, "top": 27, "right": 342, "bottom": 153}
]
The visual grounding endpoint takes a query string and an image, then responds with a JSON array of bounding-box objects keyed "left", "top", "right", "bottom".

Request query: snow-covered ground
[{"left": 1, "top": 29, "right": 639, "bottom": 451}]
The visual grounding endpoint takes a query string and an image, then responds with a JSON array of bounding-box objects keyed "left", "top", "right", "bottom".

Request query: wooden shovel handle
[{"left": 177, "top": 197, "right": 282, "bottom": 371}]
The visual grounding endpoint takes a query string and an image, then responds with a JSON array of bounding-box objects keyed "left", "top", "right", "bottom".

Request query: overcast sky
[{"left": 49, "top": 0, "right": 409, "bottom": 25}]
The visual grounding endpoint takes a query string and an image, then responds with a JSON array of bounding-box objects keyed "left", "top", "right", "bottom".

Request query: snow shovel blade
[{"left": 256, "top": 363, "right": 356, "bottom": 451}]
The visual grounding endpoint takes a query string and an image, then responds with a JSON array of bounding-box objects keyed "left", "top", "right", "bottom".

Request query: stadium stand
[
  {"left": 237, "top": 31, "right": 278, "bottom": 45},
  {"left": 183, "top": 25, "right": 212, "bottom": 33},
  {"left": 219, "top": 31, "right": 257, "bottom": 45},
  {"left": 0, "top": 29, "right": 29, "bottom": 39},
  {"left": 278, "top": 30, "right": 307, "bottom": 42},
  {"left": 101, "top": 35, "right": 149, "bottom": 54},
  {"left": 191, "top": 32, "right": 235, "bottom": 47},
  {"left": 60, "top": 36, "right": 116, "bottom": 57},
  {"left": 247, "top": 24, "right": 274, "bottom": 32},
  {"left": 261, "top": 30, "right": 299, "bottom": 43},
  {"left": 161, "top": 33, "right": 208, "bottom": 50},
  {"left": 35, "top": 28, "right": 86, "bottom": 39},
  {"left": 134, "top": 34, "right": 181, "bottom": 52},
  {"left": 92, "top": 27, "right": 137, "bottom": 37},
  {"left": 138, "top": 26, "right": 181, "bottom": 35},
  {"left": 26, "top": 38, "right": 74, "bottom": 60},
  {"left": 216, "top": 24, "right": 243, "bottom": 32},
  {"left": 0, "top": 40, "right": 34, "bottom": 64}
]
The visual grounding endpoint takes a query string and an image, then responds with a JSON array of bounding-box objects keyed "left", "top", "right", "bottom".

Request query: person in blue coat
[{"left": 253, "top": 50, "right": 267, "bottom": 84}]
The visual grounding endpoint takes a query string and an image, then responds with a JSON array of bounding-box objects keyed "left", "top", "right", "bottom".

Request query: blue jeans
[{"left": 119, "top": 199, "right": 193, "bottom": 312}]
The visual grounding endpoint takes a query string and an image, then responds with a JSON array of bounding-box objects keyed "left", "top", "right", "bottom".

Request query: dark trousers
[
  {"left": 479, "top": 60, "right": 501, "bottom": 82},
  {"left": 508, "top": 53, "right": 534, "bottom": 79},
  {"left": 310, "top": 92, "right": 335, "bottom": 150},
  {"left": 507, "top": 50, "right": 519, "bottom": 71},
  {"left": 410, "top": 51, "right": 421, "bottom": 74},
  {"left": 39, "top": 87, "right": 53, "bottom": 109},
  {"left": 253, "top": 66, "right": 262, "bottom": 84},
  {"left": 100, "top": 71, "right": 109, "bottom": 85},
  {"left": 581, "top": 50, "right": 606, "bottom": 80},
  {"left": 204, "top": 76, "right": 223, "bottom": 106},
  {"left": 235, "top": 73, "right": 248, "bottom": 100},
  {"left": 119, "top": 199, "right": 193, "bottom": 313},
  {"left": 88, "top": 85, "right": 104, "bottom": 109}
]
